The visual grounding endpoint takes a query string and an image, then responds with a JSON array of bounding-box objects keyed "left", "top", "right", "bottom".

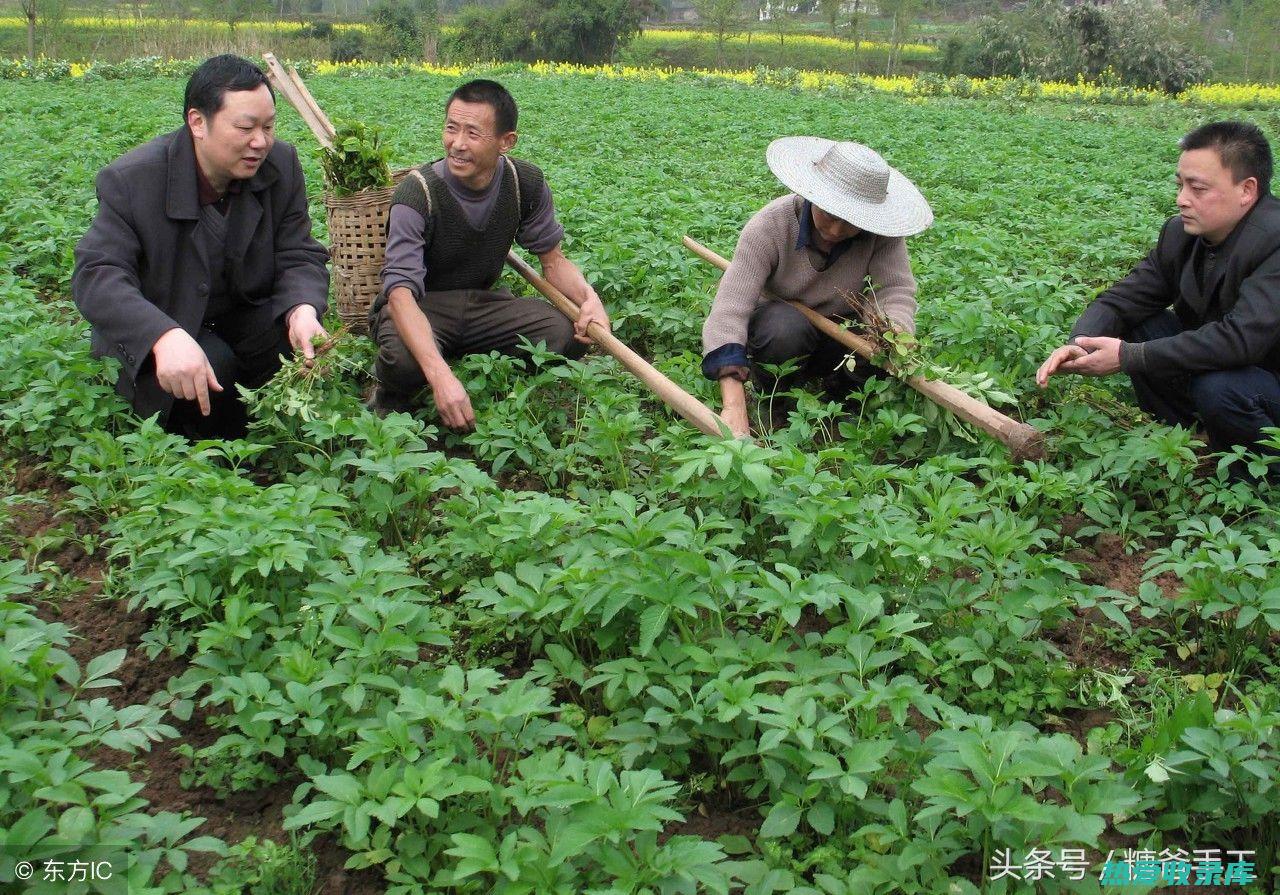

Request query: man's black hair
[
  {"left": 183, "top": 54, "right": 273, "bottom": 122},
  {"left": 445, "top": 79, "right": 518, "bottom": 134},
  {"left": 1181, "top": 120, "right": 1273, "bottom": 195}
]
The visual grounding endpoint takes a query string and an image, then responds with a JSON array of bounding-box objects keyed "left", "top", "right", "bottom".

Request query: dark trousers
[
  {"left": 165, "top": 304, "right": 291, "bottom": 440},
  {"left": 1127, "top": 310, "right": 1280, "bottom": 453},
  {"left": 373, "top": 288, "right": 585, "bottom": 397},
  {"left": 748, "top": 301, "right": 878, "bottom": 393}
]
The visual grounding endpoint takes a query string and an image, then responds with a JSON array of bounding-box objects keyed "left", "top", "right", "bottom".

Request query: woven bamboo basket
[{"left": 324, "top": 168, "right": 410, "bottom": 333}]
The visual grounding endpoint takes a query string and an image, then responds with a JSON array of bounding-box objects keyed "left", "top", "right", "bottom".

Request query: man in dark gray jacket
[
  {"left": 1037, "top": 121, "right": 1279, "bottom": 457},
  {"left": 73, "top": 54, "right": 330, "bottom": 439}
]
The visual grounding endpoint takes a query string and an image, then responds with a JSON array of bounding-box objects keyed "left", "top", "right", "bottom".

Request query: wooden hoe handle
[
  {"left": 506, "top": 252, "right": 731, "bottom": 438},
  {"left": 682, "top": 236, "right": 1045, "bottom": 460}
]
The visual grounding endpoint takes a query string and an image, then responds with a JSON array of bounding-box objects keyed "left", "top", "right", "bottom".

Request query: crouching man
[
  {"left": 368, "top": 79, "right": 610, "bottom": 430},
  {"left": 1037, "top": 121, "right": 1280, "bottom": 464},
  {"left": 702, "top": 137, "right": 934, "bottom": 436},
  {"left": 73, "top": 54, "right": 330, "bottom": 439}
]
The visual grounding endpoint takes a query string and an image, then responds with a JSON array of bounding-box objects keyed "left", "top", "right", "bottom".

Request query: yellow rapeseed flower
[
  {"left": 299, "top": 60, "right": 1276, "bottom": 110},
  {"left": 1178, "top": 82, "right": 1280, "bottom": 106},
  {"left": 641, "top": 27, "right": 934, "bottom": 55}
]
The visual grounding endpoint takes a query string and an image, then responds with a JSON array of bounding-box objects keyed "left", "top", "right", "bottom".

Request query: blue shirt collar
[{"left": 796, "top": 199, "right": 854, "bottom": 265}]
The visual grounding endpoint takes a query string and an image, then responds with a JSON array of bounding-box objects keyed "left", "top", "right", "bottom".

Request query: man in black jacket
[
  {"left": 73, "top": 54, "right": 330, "bottom": 439},
  {"left": 1037, "top": 121, "right": 1279, "bottom": 456}
]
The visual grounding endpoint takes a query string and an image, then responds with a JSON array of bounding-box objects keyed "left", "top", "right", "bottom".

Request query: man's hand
[
  {"left": 719, "top": 374, "right": 751, "bottom": 438},
  {"left": 429, "top": 367, "right": 476, "bottom": 431},
  {"left": 153, "top": 327, "right": 221, "bottom": 416},
  {"left": 537, "top": 246, "right": 610, "bottom": 344},
  {"left": 1036, "top": 337, "right": 1125, "bottom": 387},
  {"left": 285, "top": 303, "right": 329, "bottom": 365},
  {"left": 1063, "top": 336, "right": 1123, "bottom": 377},
  {"left": 573, "top": 289, "right": 611, "bottom": 344},
  {"left": 1036, "top": 343, "right": 1088, "bottom": 388}
]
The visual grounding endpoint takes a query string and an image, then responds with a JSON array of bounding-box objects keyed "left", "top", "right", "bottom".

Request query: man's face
[
  {"left": 188, "top": 84, "right": 276, "bottom": 190},
  {"left": 1176, "top": 147, "right": 1258, "bottom": 245},
  {"left": 811, "top": 204, "right": 861, "bottom": 246},
  {"left": 442, "top": 99, "right": 516, "bottom": 190}
]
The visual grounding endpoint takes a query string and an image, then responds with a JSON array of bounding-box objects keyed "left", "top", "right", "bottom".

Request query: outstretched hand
[
  {"left": 1036, "top": 344, "right": 1088, "bottom": 388},
  {"left": 153, "top": 327, "right": 222, "bottom": 416}
]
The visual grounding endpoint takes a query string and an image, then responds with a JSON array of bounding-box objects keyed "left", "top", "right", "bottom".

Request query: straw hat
[{"left": 766, "top": 137, "right": 933, "bottom": 238}]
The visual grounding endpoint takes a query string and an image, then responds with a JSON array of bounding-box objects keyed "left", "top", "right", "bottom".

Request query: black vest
[{"left": 390, "top": 156, "right": 543, "bottom": 293}]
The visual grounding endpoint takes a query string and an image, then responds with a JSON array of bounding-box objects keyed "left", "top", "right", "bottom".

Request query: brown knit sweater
[{"left": 702, "top": 194, "right": 919, "bottom": 356}]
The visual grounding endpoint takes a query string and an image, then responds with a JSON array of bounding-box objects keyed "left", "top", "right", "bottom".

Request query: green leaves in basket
[{"left": 318, "top": 120, "right": 393, "bottom": 197}]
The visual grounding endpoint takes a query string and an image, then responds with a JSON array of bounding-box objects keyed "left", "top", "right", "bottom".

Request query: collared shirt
[
  {"left": 796, "top": 199, "right": 855, "bottom": 269},
  {"left": 1194, "top": 207, "right": 1253, "bottom": 315},
  {"left": 192, "top": 132, "right": 242, "bottom": 216}
]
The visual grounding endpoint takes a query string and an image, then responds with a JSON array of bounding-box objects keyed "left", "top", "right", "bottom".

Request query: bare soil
[{"left": 6, "top": 458, "right": 384, "bottom": 894}]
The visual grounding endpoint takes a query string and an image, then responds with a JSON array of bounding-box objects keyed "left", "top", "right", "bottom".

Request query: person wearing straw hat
[{"left": 702, "top": 137, "right": 933, "bottom": 437}]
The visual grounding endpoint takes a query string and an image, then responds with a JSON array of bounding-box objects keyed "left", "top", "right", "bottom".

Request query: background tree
[
  {"left": 880, "top": 0, "right": 919, "bottom": 74},
  {"left": 816, "top": 0, "right": 841, "bottom": 35},
  {"left": 537, "top": 0, "right": 651, "bottom": 63},
  {"left": 963, "top": 0, "right": 1210, "bottom": 91},
  {"left": 200, "top": 0, "right": 271, "bottom": 33},
  {"left": 371, "top": 0, "right": 440, "bottom": 60},
  {"left": 446, "top": 0, "right": 650, "bottom": 63},
  {"left": 968, "top": 14, "right": 1033, "bottom": 77},
  {"left": 1061, "top": 2, "right": 1111, "bottom": 77},
  {"left": 692, "top": 0, "right": 744, "bottom": 60},
  {"left": 1233, "top": 0, "right": 1280, "bottom": 80},
  {"left": 17, "top": 0, "right": 70, "bottom": 61},
  {"left": 1107, "top": 0, "right": 1210, "bottom": 90},
  {"left": 761, "top": 0, "right": 795, "bottom": 46},
  {"left": 847, "top": 0, "right": 864, "bottom": 73},
  {"left": 20, "top": 0, "right": 37, "bottom": 62}
]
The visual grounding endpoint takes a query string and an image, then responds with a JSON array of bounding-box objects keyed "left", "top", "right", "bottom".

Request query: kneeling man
[
  {"left": 702, "top": 138, "right": 934, "bottom": 437},
  {"left": 73, "top": 54, "right": 330, "bottom": 439},
  {"left": 1037, "top": 121, "right": 1279, "bottom": 459}
]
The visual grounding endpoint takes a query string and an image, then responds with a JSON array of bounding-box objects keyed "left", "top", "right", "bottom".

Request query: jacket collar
[
  {"left": 1179, "top": 194, "right": 1273, "bottom": 314},
  {"left": 165, "top": 125, "right": 280, "bottom": 221}
]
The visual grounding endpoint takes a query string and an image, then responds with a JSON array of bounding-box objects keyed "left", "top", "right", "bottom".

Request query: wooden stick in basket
[
  {"left": 262, "top": 53, "right": 335, "bottom": 149},
  {"left": 683, "top": 236, "right": 1046, "bottom": 460},
  {"left": 287, "top": 66, "right": 335, "bottom": 138},
  {"left": 506, "top": 251, "right": 732, "bottom": 438}
]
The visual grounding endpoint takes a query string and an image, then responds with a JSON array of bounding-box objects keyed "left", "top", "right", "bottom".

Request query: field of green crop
[{"left": 2, "top": 68, "right": 1279, "bottom": 893}]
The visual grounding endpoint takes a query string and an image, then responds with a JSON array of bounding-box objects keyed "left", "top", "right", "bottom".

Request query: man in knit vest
[
  {"left": 369, "top": 79, "right": 610, "bottom": 429},
  {"left": 73, "top": 54, "right": 330, "bottom": 440},
  {"left": 702, "top": 138, "right": 933, "bottom": 437}
]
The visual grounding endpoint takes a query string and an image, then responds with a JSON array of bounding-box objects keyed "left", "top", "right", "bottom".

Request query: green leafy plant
[{"left": 318, "top": 120, "right": 393, "bottom": 197}]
